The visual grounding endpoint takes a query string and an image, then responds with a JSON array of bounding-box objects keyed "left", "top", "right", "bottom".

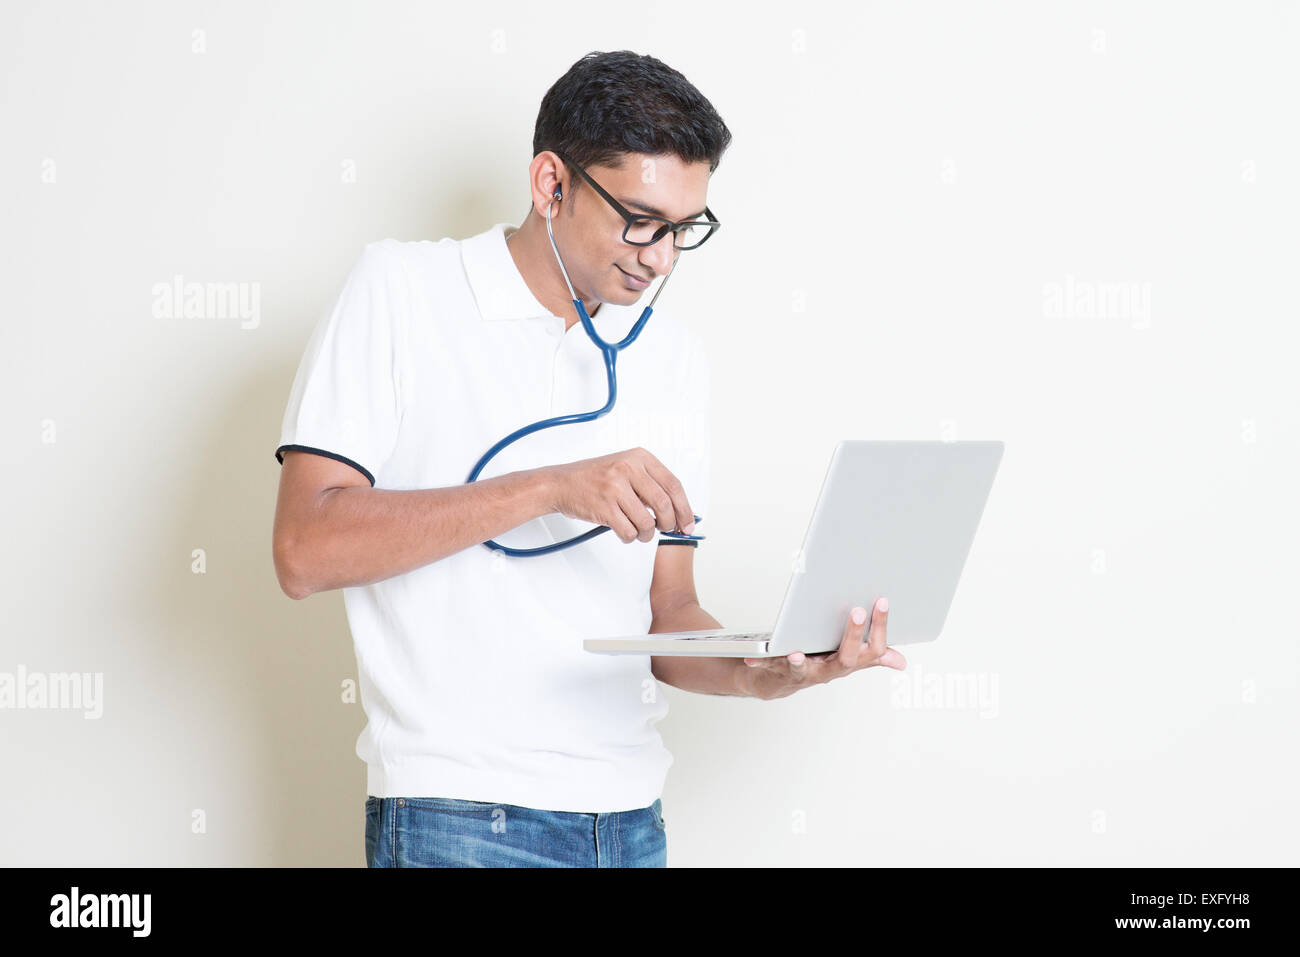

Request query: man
[{"left": 271, "top": 50, "right": 903, "bottom": 868}]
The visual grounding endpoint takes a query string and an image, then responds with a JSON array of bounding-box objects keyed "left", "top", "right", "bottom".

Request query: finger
[
  {"left": 625, "top": 466, "right": 681, "bottom": 534},
  {"left": 797, "top": 653, "right": 847, "bottom": 685},
  {"left": 786, "top": 651, "right": 807, "bottom": 679},
  {"left": 835, "top": 605, "right": 871, "bottom": 670},
  {"left": 637, "top": 451, "right": 696, "bottom": 533},
  {"left": 616, "top": 491, "right": 658, "bottom": 543},
  {"left": 860, "top": 596, "right": 889, "bottom": 663},
  {"left": 607, "top": 501, "right": 640, "bottom": 543}
]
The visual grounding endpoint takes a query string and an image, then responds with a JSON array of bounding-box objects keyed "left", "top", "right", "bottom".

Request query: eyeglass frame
[{"left": 547, "top": 147, "right": 721, "bottom": 251}]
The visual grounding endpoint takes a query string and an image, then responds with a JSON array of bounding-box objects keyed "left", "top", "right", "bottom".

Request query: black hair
[{"left": 531, "top": 50, "right": 732, "bottom": 203}]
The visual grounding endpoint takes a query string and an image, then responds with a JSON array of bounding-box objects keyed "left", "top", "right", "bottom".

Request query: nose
[{"left": 638, "top": 232, "right": 677, "bottom": 277}]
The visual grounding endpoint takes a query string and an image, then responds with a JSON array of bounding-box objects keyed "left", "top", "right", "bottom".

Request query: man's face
[{"left": 560, "top": 152, "right": 712, "bottom": 306}]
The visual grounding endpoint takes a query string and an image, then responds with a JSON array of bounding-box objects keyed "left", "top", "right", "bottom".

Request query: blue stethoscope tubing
[{"left": 466, "top": 192, "right": 705, "bottom": 557}]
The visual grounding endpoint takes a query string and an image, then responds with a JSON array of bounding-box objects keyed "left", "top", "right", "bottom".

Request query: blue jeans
[{"left": 365, "top": 795, "right": 667, "bottom": 867}]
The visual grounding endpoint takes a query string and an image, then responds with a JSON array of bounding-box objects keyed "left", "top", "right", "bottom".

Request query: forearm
[
  {"left": 284, "top": 467, "right": 555, "bottom": 598},
  {"left": 649, "top": 600, "right": 751, "bottom": 697}
]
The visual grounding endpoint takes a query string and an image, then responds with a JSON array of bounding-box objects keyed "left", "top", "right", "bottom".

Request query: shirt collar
[{"left": 461, "top": 222, "right": 554, "bottom": 321}]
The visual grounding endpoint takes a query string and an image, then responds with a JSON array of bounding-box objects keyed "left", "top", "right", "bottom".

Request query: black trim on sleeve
[
  {"left": 657, "top": 539, "right": 698, "bottom": 547},
  {"left": 275, "top": 444, "right": 376, "bottom": 487}
]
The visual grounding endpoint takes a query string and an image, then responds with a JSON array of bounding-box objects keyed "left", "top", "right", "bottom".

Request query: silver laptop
[{"left": 583, "top": 439, "right": 1004, "bottom": 657}]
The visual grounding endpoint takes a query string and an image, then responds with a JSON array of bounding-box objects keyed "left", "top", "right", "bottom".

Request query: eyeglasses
[{"left": 549, "top": 148, "right": 721, "bottom": 251}]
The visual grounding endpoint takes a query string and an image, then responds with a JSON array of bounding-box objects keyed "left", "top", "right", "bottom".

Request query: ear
[{"left": 525, "top": 151, "right": 568, "bottom": 219}]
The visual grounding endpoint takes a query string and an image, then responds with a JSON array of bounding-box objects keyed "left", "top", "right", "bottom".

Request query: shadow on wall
[
  {"left": 159, "top": 198, "right": 540, "bottom": 865},
  {"left": 165, "top": 352, "right": 367, "bottom": 866}
]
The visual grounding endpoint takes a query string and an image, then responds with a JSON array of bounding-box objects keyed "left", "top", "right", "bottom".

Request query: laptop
[{"left": 583, "top": 439, "right": 1004, "bottom": 657}]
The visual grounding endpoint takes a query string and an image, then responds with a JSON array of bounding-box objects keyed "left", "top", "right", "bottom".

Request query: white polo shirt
[{"left": 275, "top": 222, "right": 710, "bottom": 812}]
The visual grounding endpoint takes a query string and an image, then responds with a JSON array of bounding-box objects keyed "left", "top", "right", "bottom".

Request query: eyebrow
[{"left": 618, "top": 197, "right": 709, "bottom": 221}]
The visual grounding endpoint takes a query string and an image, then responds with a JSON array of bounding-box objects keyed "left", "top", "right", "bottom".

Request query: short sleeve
[
  {"left": 657, "top": 328, "right": 711, "bottom": 546},
  {"left": 274, "top": 241, "right": 406, "bottom": 486}
]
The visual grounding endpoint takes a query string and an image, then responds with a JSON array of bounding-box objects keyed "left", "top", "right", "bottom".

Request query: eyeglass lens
[{"left": 624, "top": 218, "right": 715, "bottom": 249}]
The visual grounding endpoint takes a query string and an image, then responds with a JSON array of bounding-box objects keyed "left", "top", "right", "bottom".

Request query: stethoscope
[{"left": 465, "top": 186, "right": 705, "bottom": 557}]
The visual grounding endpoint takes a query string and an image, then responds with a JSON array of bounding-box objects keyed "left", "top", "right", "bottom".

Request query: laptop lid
[{"left": 768, "top": 440, "right": 1004, "bottom": 655}]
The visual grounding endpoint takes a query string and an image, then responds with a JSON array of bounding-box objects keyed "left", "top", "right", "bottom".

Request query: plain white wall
[{"left": 2, "top": 0, "right": 1296, "bottom": 866}]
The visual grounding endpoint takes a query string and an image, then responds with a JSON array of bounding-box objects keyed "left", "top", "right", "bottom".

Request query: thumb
[{"left": 873, "top": 647, "right": 907, "bottom": 670}]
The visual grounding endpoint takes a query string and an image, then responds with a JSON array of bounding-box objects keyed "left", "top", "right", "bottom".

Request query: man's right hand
[{"left": 543, "top": 447, "right": 696, "bottom": 544}]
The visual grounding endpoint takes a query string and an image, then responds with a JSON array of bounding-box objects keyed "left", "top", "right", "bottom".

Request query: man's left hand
[{"left": 739, "top": 597, "right": 904, "bottom": 700}]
